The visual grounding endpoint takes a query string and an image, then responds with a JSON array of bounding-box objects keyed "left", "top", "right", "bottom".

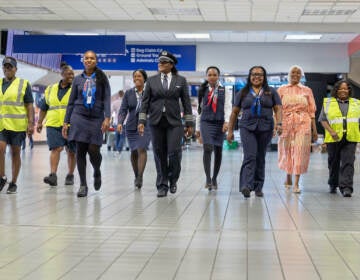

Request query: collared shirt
[{"left": 318, "top": 98, "right": 349, "bottom": 122}]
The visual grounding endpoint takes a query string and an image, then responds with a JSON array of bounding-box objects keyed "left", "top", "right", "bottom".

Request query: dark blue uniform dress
[
  {"left": 200, "top": 86, "right": 226, "bottom": 146},
  {"left": 234, "top": 87, "right": 281, "bottom": 192},
  {"left": 118, "top": 87, "right": 151, "bottom": 151},
  {"left": 64, "top": 73, "right": 111, "bottom": 146}
]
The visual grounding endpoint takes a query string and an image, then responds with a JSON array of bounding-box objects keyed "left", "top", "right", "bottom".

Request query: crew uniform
[
  {"left": 0, "top": 56, "right": 34, "bottom": 193},
  {"left": 138, "top": 51, "right": 193, "bottom": 197},
  {"left": 196, "top": 82, "right": 232, "bottom": 189},
  {"left": 234, "top": 87, "right": 281, "bottom": 194},
  {"left": 38, "top": 80, "right": 76, "bottom": 186},
  {"left": 118, "top": 87, "right": 151, "bottom": 151},
  {"left": 318, "top": 97, "right": 360, "bottom": 196}
]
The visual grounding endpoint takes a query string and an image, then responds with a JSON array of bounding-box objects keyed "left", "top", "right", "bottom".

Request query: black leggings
[
  {"left": 203, "top": 144, "right": 222, "bottom": 183},
  {"left": 76, "top": 142, "right": 102, "bottom": 186}
]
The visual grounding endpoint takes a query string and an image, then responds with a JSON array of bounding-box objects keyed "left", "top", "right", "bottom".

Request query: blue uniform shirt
[{"left": 234, "top": 86, "right": 281, "bottom": 131}]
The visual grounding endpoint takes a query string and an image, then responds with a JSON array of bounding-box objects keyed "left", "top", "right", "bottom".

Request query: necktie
[
  {"left": 162, "top": 74, "right": 168, "bottom": 90},
  {"left": 136, "top": 94, "right": 142, "bottom": 113}
]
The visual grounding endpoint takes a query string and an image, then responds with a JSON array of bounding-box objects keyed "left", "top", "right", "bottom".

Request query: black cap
[
  {"left": 2, "top": 56, "right": 17, "bottom": 68},
  {"left": 158, "top": 50, "right": 177, "bottom": 65}
]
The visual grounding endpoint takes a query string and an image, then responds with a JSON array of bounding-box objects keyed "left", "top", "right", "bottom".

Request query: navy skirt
[
  {"left": 126, "top": 125, "right": 151, "bottom": 151},
  {"left": 200, "top": 120, "right": 224, "bottom": 147},
  {"left": 68, "top": 112, "right": 104, "bottom": 146}
]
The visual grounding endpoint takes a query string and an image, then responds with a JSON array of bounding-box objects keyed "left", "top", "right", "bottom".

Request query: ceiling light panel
[
  {"left": 303, "top": 8, "right": 357, "bottom": 15},
  {"left": 149, "top": 8, "right": 201, "bottom": 16},
  {"left": 0, "top": 7, "right": 54, "bottom": 14}
]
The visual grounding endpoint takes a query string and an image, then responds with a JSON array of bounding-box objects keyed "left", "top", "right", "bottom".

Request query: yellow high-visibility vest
[
  {"left": 323, "top": 97, "right": 360, "bottom": 143},
  {"left": 44, "top": 83, "right": 71, "bottom": 127},
  {"left": 0, "top": 78, "right": 29, "bottom": 132}
]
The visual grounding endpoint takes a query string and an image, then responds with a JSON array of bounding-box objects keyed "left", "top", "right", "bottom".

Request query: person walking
[
  {"left": 62, "top": 50, "right": 111, "bottom": 197},
  {"left": 319, "top": 80, "right": 360, "bottom": 197},
  {"left": 196, "top": 66, "right": 232, "bottom": 190},
  {"left": 118, "top": 69, "right": 151, "bottom": 189},
  {"left": 37, "top": 62, "right": 76, "bottom": 187},
  {"left": 0, "top": 56, "right": 35, "bottom": 194},
  {"left": 138, "top": 50, "right": 193, "bottom": 197},
  {"left": 277, "top": 65, "right": 318, "bottom": 193},
  {"left": 227, "top": 66, "right": 282, "bottom": 198}
]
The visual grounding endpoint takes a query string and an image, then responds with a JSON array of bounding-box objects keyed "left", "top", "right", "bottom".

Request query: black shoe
[
  {"left": 329, "top": 186, "right": 337, "bottom": 194},
  {"left": 205, "top": 183, "right": 212, "bottom": 190},
  {"left": 135, "top": 176, "right": 143, "bottom": 189},
  {"left": 169, "top": 184, "right": 177, "bottom": 194},
  {"left": 94, "top": 171, "right": 101, "bottom": 191},
  {"left": 77, "top": 185, "right": 88, "bottom": 197},
  {"left": 0, "top": 176, "right": 7, "bottom": 192},
  {"left": 6, "top": 182, "right": 17, "bottom": 194},
  {"left": 65, "top": 174, "right": 74, "bottom": 185},
  {"left": 44, "top": 173, "right": 57, "bottom": 186},
  {"left": 241, "top": 187, "right": 250, "bottom": 198},
  {"left": 342, "top": 188, "right": 352, "bottom": 197},
  {"left": 255, "top": 190, "right": 264, "bottom": 197},
  {"left": 212, "top": 178, "right": 218, "bottom": 190},
  {"left": 157, "top": 188, "right": 168, "bottom": 197}
]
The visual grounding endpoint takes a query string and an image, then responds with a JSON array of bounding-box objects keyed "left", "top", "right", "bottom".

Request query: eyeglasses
[
  {"left": 158, "top": 61, "right": 170, "bottom": 65},
  {"left": 251, "top": 73, "right": 264, "bottom": 77},
  {"left": 3, "top": 64, "right": 14, "bottom": 69}
]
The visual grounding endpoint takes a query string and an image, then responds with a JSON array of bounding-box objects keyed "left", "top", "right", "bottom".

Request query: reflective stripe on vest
[
  {"left": 44, "top": 83, "right": 71, "bottom": 127},
  {"left": 0, "top": 78, "right": 28, "bottom": 131},
  {"left": 323, "top": 97, "right": 360, "bottom": 143}
]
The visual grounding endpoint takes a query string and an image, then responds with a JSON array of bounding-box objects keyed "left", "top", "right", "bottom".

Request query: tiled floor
[{"left": 0, "top": 144, "right": 359, "bottom": 280}]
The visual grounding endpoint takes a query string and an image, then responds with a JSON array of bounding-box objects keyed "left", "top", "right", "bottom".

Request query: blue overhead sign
[
  {"left": 61, "top": 45, "right": 196, "bottom": 71},
  {"left": 13, "top": 35, "right": 126, "bottom": 54}
]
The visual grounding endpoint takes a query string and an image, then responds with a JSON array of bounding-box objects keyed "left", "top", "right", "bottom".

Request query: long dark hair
[
  {"left": 331, "top": 80, "right": 352, "bottom": 98},
  {"left": 239, "top": 65, "right": 270, "bottom": 101}
]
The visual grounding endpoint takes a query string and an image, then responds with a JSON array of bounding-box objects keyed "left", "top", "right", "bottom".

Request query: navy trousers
[
  {"left": 239, "top": 127, "right": 273, "bottom": 192},
  {"left": 327, "top": 137, "right": 356, "bottom": 193}
]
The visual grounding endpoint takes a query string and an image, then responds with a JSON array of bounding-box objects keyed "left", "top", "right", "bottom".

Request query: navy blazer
[
  {"left": 118, "top": 87, "right": 140, "bottom": 131},
  {"left": 138, "top": 73, "right": 193, "bottom": 127}
]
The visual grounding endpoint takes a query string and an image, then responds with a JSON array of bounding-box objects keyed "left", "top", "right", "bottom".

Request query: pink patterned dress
[{"left": 278, "top": 84, "right": 316, "bottom": 174}]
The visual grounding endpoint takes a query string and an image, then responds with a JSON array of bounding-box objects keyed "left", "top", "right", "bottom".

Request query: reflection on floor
[{"left": 0, "top": 144, "right": 359, "bottom": 280}]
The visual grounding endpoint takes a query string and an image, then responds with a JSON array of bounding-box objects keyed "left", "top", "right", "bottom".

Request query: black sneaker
[
  {"left": 44, "top": 173, "right": 57, "bottom": 186},
  {"left": 0, "top": 176, "right": 7, "bottom": 192},
  {"left": 77, "top": 185, "right": 88, "bottom": 197},
  {"left": 64, "top": 174, "right": 74, "bottom": 185},
  {"left": 6, "top": 182, "right": 17, "bottom": 194}
]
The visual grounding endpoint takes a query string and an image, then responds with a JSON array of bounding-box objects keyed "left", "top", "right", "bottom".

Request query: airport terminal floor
[{"left": 0, "top": 143, "right": 359, "bottom": 280}]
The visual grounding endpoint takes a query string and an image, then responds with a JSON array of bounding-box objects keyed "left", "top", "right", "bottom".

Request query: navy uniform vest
[{"left": 200, "top": 86, "right": 225, "bottom": 122}]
